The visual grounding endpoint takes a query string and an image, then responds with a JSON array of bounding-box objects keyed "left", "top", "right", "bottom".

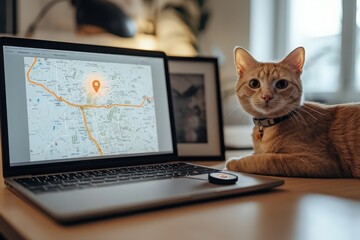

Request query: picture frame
[{"left": 168, "top": 56, "right": 225, "bottom": 160}]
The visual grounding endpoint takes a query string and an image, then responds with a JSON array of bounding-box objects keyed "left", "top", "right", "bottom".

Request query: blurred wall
[
  {"left": 199, "top": 0, "right": 251, "bottom": 125},
  {"left": 17, "top": 0, "right": 252, "bottom": 125}
]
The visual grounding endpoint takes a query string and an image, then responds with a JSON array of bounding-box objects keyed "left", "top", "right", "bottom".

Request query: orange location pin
[{"left": 92, "top": 80, "right": 101, "bottom": 93}]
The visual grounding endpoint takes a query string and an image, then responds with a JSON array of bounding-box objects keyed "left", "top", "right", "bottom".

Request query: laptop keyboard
[{"left": 14, "top": 163, "right": 219, "bottom": 194}]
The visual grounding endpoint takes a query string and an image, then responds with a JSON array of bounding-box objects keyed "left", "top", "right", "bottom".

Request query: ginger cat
[{"left": 226, "top": 47, "right": 360, "bottom": 178}]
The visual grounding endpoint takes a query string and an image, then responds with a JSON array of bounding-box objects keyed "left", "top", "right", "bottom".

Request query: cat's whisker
[
  {"left": 293, "top": 109, "right": 309, "bottom": 128},
  {"left": 283, "top": 105, "right": 299, "bottom": 124},
  {"left": 302, "top": 104, "right": 326, "bottom": 116},
  {"left": 296, "top": 108, "right": 316, "bottom": 122},
  {"left": 286, "top": 106, "right": 308, "bottom": 128},
  {"left": 297, "top": 107, "right": 319, "bottom": 121},
  {"left": 280, "top": 103, "right": 308, "bottom": 128},
  {"left": 225, "top": 107, "right": 245, "bottom": 121},
  {"left": 225, "top": 105, "right": 255, "bottom": 125},
  {"left": 278, "top": 105, "right": 294, "bottom": 121},
  {"left": 289, "top": 114, "right": 303, "bottom": 127}
]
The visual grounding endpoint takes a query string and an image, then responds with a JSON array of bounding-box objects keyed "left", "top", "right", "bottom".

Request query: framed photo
[{"left": 168, "top": 56, "right": 225, "bottom": 160}]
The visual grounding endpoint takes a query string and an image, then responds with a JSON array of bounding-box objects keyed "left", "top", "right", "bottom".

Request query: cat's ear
[
  {"left": 234, "top": 47, "right": 258, "bottom": 77},
  {"left": 280, "top": 47, "right": 305, "bottom": 75}
]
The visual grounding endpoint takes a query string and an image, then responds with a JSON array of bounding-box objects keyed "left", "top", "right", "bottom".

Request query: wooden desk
[{"left": 1, "top": 157, "right": 360, "bottom": 240}]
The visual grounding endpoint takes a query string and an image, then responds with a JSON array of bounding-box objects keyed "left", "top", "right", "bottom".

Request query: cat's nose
[{"left": 261, "top": 95, "right": 273, "bottom": 103}]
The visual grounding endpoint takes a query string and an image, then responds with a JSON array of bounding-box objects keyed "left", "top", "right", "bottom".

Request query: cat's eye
[
  {"left": 249, "top": 79, "right": 260, "bottom": 89},
  {"left": 275, "top": 79, "right": 288, "bottom": 89}
]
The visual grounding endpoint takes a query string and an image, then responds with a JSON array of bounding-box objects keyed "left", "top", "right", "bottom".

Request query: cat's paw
[
  {"left": 226, "top": 156, "right": 253, "bottom": 173},
  {"left": 226, "top": 157, "right": 243, "bottom": 171}
]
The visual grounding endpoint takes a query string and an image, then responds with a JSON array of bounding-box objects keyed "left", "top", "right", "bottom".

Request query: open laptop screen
[{"left": 2, "top": 41, "right": 174, "bottom": 167}]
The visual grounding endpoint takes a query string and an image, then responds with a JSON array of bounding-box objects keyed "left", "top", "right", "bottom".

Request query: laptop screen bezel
[{"left": 0, "top": 37, "right": 178, "bottom": 177}]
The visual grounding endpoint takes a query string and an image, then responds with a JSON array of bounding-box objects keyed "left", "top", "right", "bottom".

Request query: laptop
[{"left": 0, "top": 37, "right": 283, "bottom": 224}]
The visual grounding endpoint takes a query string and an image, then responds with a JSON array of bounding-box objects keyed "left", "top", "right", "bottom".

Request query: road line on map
[{"left": 80, "top": 107, "right": 104, "bottom": 156}]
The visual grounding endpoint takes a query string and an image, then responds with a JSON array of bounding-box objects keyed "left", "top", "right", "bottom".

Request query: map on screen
[{"left": 24, "top": 56, "right": 158, "bottom": 162}]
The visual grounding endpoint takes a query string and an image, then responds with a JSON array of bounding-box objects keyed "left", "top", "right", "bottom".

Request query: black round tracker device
[{"left": 208, "top": 172, "right": 238, "bottom": 185}]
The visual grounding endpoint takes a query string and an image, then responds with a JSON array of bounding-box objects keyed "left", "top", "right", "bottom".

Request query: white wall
[
  {"left": 18, "top": 0, "right": 251, "bottom": 86},
  {"left": 199, "top": 0, "right": 251, "bottom": 125},
  {"left": 200, "top": 0, "right": 250, "bottom": 84},
  {"left": 18, "top": 0, "right": 75, "bottom": 34}
]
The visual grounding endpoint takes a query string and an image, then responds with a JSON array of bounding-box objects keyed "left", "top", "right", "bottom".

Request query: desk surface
[{"left": 1, "top": 155, "right": 360, "bottom": 240}]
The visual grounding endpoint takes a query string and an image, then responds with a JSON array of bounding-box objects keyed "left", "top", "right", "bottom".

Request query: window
[
  {"left": 250, "top": 0, "right": 359, "bottom": 103},
  {"left": 287, "top": 0, "right": 342, "bottom": 93},
  {"left": 355, "top": 0, "right": 360, "bottom": 90}
]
